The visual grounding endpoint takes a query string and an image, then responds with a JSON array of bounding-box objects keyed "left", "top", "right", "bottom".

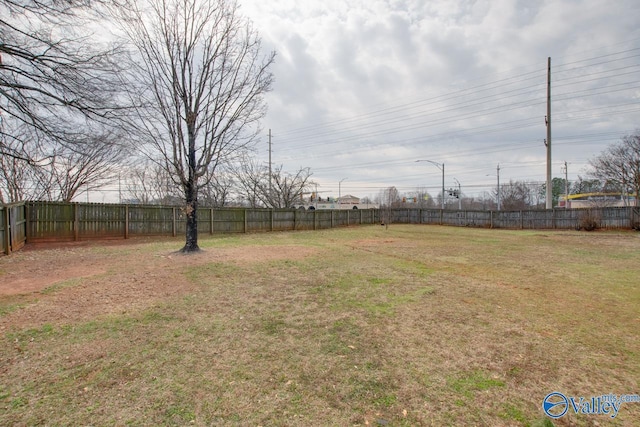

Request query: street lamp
[
  {"left": 416, "top": 160, "right": 444, "bottom": 210},
  {"left": 453, "top": 178, "right": 462, "bottom": 210},
  {"left": 339, "top": 177, "right": 348, "bottom": 204}
]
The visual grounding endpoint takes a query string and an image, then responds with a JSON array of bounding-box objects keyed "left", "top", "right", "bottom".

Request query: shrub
[{"left": 576, "top": 209, "right": 600, "bottom": 231}]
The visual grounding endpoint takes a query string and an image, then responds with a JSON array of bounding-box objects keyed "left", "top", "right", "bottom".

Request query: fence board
[
  {"left": 1, "top": 206, "right": 7, "bottom": 255},
  {"left": 9, "top": 204, "right": 27, "bottom": 252}
]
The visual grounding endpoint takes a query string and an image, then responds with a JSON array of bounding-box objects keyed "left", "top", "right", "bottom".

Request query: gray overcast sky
[{"left": 239, "top": 0, "right": 640, "bottom": 201}]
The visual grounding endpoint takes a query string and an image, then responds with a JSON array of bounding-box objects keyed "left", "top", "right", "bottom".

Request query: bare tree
[
  {"left": 232, "top": 158, "right": 313, "bottom": 208},
  {"left": 267, "top": 165, "right": 313, "bottom": 208},
  {"left": 200, "top": 166, "right": 235, "bottom": 207},
  {"left": 1, "top": 0, "right": 126, "bottom": 160},
  {"left": 232, "top": 156, "right": 268, "bottom": 208},
  {"left": 45, "top": 131, "right": 127, "bottom": 202},
  {"left": 0, "top": 123, "right": 50, "bottom": 202},
  {"left": 123, "top": 160, "right": 183, "bottom": 205},
  {"left": 0, "top": 149, "right": 51, "bottom": 203},
  {"left": 589, "top": 131, "right": 640, "bottom": 207},
  {"left": 0, "top": 117, "right": 127, "bottom": 203},
  {"left": 498, "top": 180, "right": 537, "bottom": 210},
  {"left": 415, "top": 187, "right": 435, "bottom": 209},
  {"left": 378, "top": 186, "right": 401, "bottom": 228},
  {"left": 116, "top": 0, "right": 275, "bottom": 252}
]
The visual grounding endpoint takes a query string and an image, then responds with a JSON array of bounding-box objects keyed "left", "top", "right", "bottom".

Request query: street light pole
[
  {"left": 339, "top": 177, "right": 347, "bottom": 205},
  {"left": 454, "top": 178, "right": 462, "bottom": 210},
  {"left": 416, "top": 160, "right": 445, "bottom": 210}
]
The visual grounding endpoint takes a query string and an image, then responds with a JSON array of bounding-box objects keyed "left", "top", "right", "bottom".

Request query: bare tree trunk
[
  {"left": 182, "top": 181, "right": 199, "bottom": 252},
  {"left": 182, "top": 118, "right": 200, "bottom": 252}
]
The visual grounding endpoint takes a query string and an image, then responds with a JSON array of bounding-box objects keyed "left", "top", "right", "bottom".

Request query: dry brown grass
[{"left": 1, "top": 226, "right": 639, "bottom": 426}]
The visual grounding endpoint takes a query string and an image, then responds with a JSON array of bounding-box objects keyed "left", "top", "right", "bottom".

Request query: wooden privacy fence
[
  {"left": 2, "top": 201, "right": 639, "bottom": 255},
  {"left": 23, "top": 201, "right": 381, "bottom": 242},
  {"left": 388, "top": 206, "right": 640, "bottom": 229}
]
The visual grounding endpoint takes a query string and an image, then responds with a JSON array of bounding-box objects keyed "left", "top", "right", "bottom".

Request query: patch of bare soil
[{"left": 0, "top": 240, "right": 317, "bottom": 330}]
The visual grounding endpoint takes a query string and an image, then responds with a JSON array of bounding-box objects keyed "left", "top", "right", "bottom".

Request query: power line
[
  {"left": 274, "top": 49, "right": 640, "bottom": 146},
  {"left": 273, "top": 64, "right": 639, "bottom": 157}
]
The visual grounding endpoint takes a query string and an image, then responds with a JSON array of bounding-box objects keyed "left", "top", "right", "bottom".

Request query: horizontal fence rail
[{"left": 1, "top": 201, "right": 639, "bottom": 255}]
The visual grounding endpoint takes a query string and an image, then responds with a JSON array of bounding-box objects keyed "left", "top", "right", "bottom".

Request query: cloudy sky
[{"left": 238, "top": 0, "right": 640, "bottom": 202}]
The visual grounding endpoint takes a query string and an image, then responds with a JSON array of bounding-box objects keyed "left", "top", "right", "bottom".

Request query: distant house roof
[{"left": 338, "top": 195, "right": 360, "bottom": 203}]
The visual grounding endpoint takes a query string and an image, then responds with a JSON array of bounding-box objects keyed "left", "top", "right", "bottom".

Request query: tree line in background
[
  {"left": 122, "top": 157, "right": 314, "bottom": 209},
  {"left": 1, "top": 1, "right": 638, "bottom": 250}
]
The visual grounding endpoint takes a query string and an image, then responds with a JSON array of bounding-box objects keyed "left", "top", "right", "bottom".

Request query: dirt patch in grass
[{"left": 0, "top": 240, "right": 317, "bottom": 329}]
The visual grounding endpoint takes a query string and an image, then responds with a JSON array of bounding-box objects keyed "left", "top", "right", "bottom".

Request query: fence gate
[{"left": 1, "top": 203, "right": 27, "bottom": 255}]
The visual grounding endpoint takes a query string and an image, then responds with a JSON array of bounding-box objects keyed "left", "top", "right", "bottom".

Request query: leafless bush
[{"left": 576, "top": 209, "right": 601, "bottom": 231}]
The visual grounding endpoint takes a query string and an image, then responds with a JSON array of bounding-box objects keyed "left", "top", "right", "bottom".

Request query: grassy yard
[{"left": 1, "top": 225, "right": 639, "bottom": 426}]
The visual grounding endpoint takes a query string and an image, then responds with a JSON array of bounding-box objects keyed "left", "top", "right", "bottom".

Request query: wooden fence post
[
  {"left": 244, "top": 209, "right": 247, "bottom": 233},
  {"left": 73, "top": 203, "right": 79, "bottom": 241},
  {"left": 172, "top": 207, "right": 177, "bottom": 237},
  {"left": 210, "top": 208, "right": 214, "bottom": 235},
  {"left": 124, "top": 205, "right": 129, "bottom": 239},
  {"left": 24, "top": 202, "right": 30, "bottom": 243},
  {"left": 2, "top": 206, "right": 10, "bottom": 255},
  {"left": 520, "top": 211, "right": 524, "bottom": 229}
]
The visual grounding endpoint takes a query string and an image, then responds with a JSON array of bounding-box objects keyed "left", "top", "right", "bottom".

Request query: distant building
[
  {"left": 559, "top": 193, "right": 637, "bottom": 208},
  {"left": 297, "top": 194, "right": 378, "bottom": 210},
  {"left": 337, "top": 194, "right": 360, "bottom": 205}
]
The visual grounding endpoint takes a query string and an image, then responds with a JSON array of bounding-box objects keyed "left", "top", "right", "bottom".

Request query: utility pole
[
  {"left": 268, "top": 129, "right": 272, "bottom": 196},
  {"left": 487, "top": 164, "right": 501, "bottom": 210},
  {"left": 563, "top": 161, "right": 569, "bottom": 208},
  {"left": 496, "top": 164, "right": 501, "bottom": 211},
  {"left": 442, "top": 163, "right": 445, "bottom": 210},
  {"left": 545, "top": 57, "right": 552, "bottom": 209}
]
